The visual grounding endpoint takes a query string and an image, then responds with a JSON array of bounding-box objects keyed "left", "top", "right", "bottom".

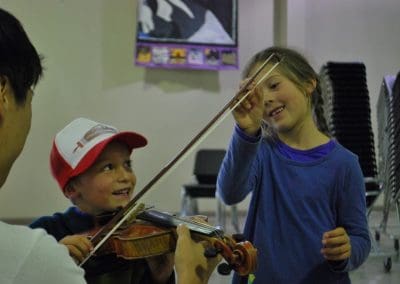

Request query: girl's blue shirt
[
  {"left": 217, "top": 125, "right": 370, "bottom": 284},
  {"left": 276, "top": 138, "right": 336, "bottom": 162}
]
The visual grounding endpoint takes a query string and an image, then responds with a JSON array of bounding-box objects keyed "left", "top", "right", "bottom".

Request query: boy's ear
[{"left": 63, "top": 182, "right": 79, "bottom": 200}]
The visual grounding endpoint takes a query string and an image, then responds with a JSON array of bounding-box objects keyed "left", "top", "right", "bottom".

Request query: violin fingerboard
[{"left": 137, "top": 210, "right": 224, "bottom": 236}]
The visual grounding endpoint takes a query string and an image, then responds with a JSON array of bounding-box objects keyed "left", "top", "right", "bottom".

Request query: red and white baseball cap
[{"left": 50, "top": 117, "right": 147, "bottom": 190}]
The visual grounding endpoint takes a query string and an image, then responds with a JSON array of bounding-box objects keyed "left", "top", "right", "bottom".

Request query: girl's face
[
  {"left": 254, "top": 66, "right": 312, "bottom": 134},
  {"left": 69, "top": 141, "right": 136, "bottom": 215}
]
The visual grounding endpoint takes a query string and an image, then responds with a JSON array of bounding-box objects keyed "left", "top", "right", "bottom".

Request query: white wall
[{"left": 0, "top": 0, "right": 273, "bottom": 219}]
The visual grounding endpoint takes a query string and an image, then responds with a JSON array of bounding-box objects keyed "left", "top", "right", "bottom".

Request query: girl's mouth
[{"left": 269, "top": 106, "right": 285, "bottom": 117}]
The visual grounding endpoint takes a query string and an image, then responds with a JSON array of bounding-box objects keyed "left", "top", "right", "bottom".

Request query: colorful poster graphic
[{"left": 135, "top": 0, "right": 238, "bottom": 70}]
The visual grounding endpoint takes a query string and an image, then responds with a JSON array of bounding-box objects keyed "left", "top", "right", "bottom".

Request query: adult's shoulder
[
  {"left": 0, "top": 222, "right": 67, "bottom": 263},
  {"left": 0, "top": 222, "right": 85, "bottom": 283}
]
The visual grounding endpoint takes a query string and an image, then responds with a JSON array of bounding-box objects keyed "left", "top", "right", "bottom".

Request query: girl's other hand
[{"left": 321, "top": 227, "right": 351, "bottom": 261}]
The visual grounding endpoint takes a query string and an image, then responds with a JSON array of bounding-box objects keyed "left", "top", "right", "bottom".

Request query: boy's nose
[{"left": 117, "top": 167, "right": 132, "bottom": 181}]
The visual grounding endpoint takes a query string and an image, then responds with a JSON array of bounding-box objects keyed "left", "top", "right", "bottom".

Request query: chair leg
[
  {"left": 191, "top": 198, "right": 199, "bottom": 215},
  {"left": 217, "top": 200, "right": 226, "bottom": 229},
  {"left": 231, "top": 205, "right": 240, "bottom": 233},
  {"left": 180, "top": 189, "right": 189, "bottom": 216},
  {"left": 181, "top": 189, "right": 197, "bottom": 216}
]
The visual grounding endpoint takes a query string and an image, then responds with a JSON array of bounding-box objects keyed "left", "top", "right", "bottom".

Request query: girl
[{"left": 217, "top": 47, "right": 370, "bottom": 283}]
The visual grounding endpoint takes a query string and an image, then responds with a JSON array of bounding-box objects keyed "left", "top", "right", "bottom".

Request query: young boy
[{"left": 30, "top": 117, "right": 175, "bottom": 284}]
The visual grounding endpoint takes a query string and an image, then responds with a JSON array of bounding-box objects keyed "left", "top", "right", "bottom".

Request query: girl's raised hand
[{"left": 232, "top": 79, "right": 264, "bottom": 136}]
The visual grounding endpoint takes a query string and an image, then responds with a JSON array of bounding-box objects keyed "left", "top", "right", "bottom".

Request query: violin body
[
  {"left": 89, "top": 208, "right": 257, "bottom": 276},
  {"left": 98, "top": 221, "right": 176, "bottom": 260}
]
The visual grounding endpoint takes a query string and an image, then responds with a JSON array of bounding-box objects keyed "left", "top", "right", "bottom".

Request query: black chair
[{"left": 180, "top": 149, "right": 239, "bottom": 232}]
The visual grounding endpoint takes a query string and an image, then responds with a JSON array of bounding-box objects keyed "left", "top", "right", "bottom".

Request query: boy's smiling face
[{"left": 66, "top": 141, "right": 136, "bottom": 215}]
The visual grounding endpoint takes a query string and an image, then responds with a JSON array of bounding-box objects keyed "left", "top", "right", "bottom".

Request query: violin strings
[
  {"left": 178, "top": 216, "right": 227, "bottom": 239},
  {"left": 174, "top": 215, "right": 217, "bottom": 230}
]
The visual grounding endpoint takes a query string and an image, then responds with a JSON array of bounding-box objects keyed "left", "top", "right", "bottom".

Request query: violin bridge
[{"left": 123, "top": 203, "right": 146, "bottom": 226}]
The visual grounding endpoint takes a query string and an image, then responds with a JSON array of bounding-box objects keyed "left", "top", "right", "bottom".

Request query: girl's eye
[{"left": 269, "top": 82, "right": 280, "bottom": 89}]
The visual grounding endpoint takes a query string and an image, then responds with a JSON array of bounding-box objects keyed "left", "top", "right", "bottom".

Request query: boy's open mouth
[{"left": 112, "top": 188, "right": 130, "bottom": 196}]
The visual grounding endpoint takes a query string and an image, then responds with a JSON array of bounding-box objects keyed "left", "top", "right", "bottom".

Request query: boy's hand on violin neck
[
  {"left": 233, "top": 80, "right": 264, "bottom": 136},
  {"left": 59, "top": 235, "right": 93, "bottom": 264},
  {"left": 320, "top": 227, "right": 351, "bottom": 261},
  {"left": 188, "top": 215, "right": 208, "bottom": 223},
  {"left": 175, "top": 224, "right": 221, "bottom": 284}
]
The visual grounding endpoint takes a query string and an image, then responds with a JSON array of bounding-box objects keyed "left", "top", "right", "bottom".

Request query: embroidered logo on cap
[{"left": 73, "top": 124, "right": 117, "bottom": 153}]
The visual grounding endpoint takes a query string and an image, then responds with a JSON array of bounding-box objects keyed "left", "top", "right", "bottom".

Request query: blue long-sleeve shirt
[{"left": 217, "top": 127, "right": 371, "bottom": 284}]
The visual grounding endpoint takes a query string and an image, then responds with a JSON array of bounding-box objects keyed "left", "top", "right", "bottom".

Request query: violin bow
[{"left": 80, "top": 52, "right": 282, "bottom": 266}]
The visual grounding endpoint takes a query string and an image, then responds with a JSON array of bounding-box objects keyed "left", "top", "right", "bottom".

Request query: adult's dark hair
[
  {"left": 0, "top": 8, "right": 43, "bottom": 105},
  {"left": 242, "top": 46, "right": 330, "bottom": 137}
]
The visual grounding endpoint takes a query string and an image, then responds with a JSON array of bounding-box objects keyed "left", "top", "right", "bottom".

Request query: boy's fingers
[
  {"left": 176, "top": 224, "right": 190, "bottom": 239},
  {"left": 66, "top": 245, "right": 85, "bottom": 262}
]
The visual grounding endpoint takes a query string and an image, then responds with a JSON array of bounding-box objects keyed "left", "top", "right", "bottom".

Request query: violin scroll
[{"left": 208, "top": 235, "right": 257, "bottom": 276}]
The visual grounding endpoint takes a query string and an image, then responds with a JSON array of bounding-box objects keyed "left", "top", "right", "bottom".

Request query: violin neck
[{"left": 137, "top": 210, "right": 224, "bottom": 237}]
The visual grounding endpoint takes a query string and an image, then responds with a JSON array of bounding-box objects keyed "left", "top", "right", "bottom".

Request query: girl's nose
[{"left": 263, "top": 92, "right": 274, "bottom": 104}]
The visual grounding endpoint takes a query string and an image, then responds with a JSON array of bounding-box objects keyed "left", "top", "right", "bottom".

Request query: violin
[{"left": 86, "top": 207, "right": 257, "bottom": 276}]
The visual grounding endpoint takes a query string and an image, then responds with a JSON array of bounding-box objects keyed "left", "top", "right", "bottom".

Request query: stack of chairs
[
  {"left": 376, "top": 75, "right": 397, "bottom": 231},
  {"left": 319, "top": 62, "right": 380, "bottom": 209},
  {"left": 377, "top": 73, "right": 400, "bottom": 236},
  {"left": 392, "top": 74, "right": 400, "bottom": 213}
]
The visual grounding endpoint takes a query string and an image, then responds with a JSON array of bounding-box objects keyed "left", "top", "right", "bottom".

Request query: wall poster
[{"left": 135, "top": 0, "right": 238, "bottom": 70}]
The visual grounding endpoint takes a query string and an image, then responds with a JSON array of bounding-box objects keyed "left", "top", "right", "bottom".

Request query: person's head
[
  {"left": 242, "top": 46, "right": 328, "bottom": 139},
  {"left": 0, "top": 8, "right": 43, "bottom": 187},
  {"left": 50, "top": 118, "right": 147, "bottom": 215}
]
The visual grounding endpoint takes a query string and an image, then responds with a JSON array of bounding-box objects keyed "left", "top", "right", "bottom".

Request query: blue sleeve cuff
[
  {"left": 234, "top": 124, "right": 262, "bottom": 143},
  {"left": 328, "top": 259, "right": 350, "bottom": 272}
]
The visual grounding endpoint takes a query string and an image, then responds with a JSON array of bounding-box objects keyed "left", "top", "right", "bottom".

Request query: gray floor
[{"left": 206, "top": 207, "right": 400, "bottom": 284}]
